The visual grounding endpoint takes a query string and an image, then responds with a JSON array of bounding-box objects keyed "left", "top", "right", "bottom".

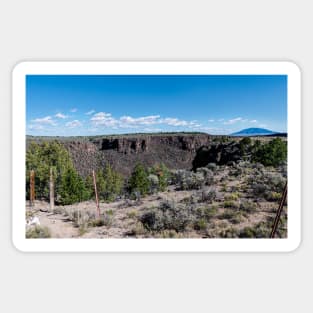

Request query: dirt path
[
  {"left": 26, "top": 185, "right": 283, "bottom": 239},
  {"left": 37, "top": 211, "right": 79, "bottom": 238},
  {"left": 26, "top": 190, "right": 195, "bottom": 238}
]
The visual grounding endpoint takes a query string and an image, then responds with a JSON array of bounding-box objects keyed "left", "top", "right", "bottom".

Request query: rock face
[
  {"left": 26, "top": 133, "right": 250, "bottom": 177},
  {"left": 91, "top": 134, "right": 210, "bottom": 154},
  {"left": 58, "top": 133, "right": 212, "bottom": 177},
  {"left": 192, "top": 142, "right": 244, "bottom": 169}
]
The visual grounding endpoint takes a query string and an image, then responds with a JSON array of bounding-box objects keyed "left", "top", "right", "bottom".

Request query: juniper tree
[
  {"left": 252, "top": 138, "right": 287, "bottom": 167},
  {"left": 129, "top": 163, "right": 150, "bottom": 196}
]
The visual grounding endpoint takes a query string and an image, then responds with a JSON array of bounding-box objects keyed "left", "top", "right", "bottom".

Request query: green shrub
[
  {"left": 58, "top": 167, "right": 89, "bottom": 205},
  {"left": 252, "top": 138, "right": 287, "bottom": 167},
  {"left": 64, "top": 208, "right": 96, "bottom": 230},
  {"left": 196, "top": 168, "right": 214, "bottom": 185},
  {"left": 89, "top": 218, "right": 105, "bottom": 227},
  {"left": 78, "top": 225, "right": 88, "bottom": 236},
  {"left": 103, "top": 210, "right": 114, "bottom": 226},
  {"left": 239, "top": 137, "right": 252, "bottom": 154},
  {"left": 239, "top": 221, "right": 272, "bottom": 238},
  {"left": 127, "top": 222, "right": 147, "bottom": 237},
  {"left": 150, "top": 163, "right": 171, "bottom": 192},
  {"left": 147, "top": 174, "right": 159, "bottom": 194},
  {"left": 219, "top": 210, "right": 243, "bottom": 224},
  {"left": 173, "top": 169, "right": 205, "bottom": 190},
  {"left": 87, "top": 210, "right": 114, "bottom": 228},
  {"left": 219, "top": 227, "right": 240, "bottom": 238},
  {"left": 26, "top": 141, "right": 91, "bottom": 205},
  {"left": 264, "top": 191, "right": 282, "bottom": 202},
  {"left": 239, "top": 220, "right": 274, "bottom": 238},
  {"left": 220, "top": 136, "right": 230, "bottom": 143},
  {"left": 239, "top": 200, "right": 257, "bottom": 213},
  {"left": 26, "top": 225, "right": 51, "bottom": 238},
  {"left": 140, "top": 200, "right": 194, "bottom": 232},
  {"left": 127, "top": 210, "right": 138, "bottom": 219},
  {"left": 26, "top": 141, "right": 78, "bottom": 201},
  {"left": 225, "top": 192, "right": 240, "bottom": 201},
  {"left": 158, "top": 230, "right": 182, "bottom": 238},
  {"left": 239, "top": 227, "right": 255, "bottom": 238},
  {"left": 195, "top": 206, "right": 217, "bottom": 221},
  {"left": 200, "top": 187, "right": 217, "bottom": 203},
  {"left": 194, "top": 219, "right": 207, "bottom": 231},
  {"left": 250, "top": 171, "right": 286, "bottom": 199},
  {"left": 224, "top": 200, "right": 239, "bottom": 209},
  {"left": 240, "top": 137, "right": 252, "bottom": 146},
  {"left": 87, "top": 164, "right": 124, "bottom": 202},
  {"left": 129, "top": 163, "right": 150, "bottom": 196},
  {"left": 221, "top": 183, "right": 228, "bottom": 192},
  {"left": 252, "top": 183, "right": 267, "bottom": 196}
]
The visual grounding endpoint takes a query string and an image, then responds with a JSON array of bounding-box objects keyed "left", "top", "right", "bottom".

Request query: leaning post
[
  {"left": 270, "top": 181, "right": 288, "bottom": 238},
  {"left": 92, "top": 170, "right": 100, "bottom": 218}
]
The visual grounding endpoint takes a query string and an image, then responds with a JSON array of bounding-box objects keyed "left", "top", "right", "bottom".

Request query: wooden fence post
[
  {"left": 92, "top": 170, "right": 100, "bottom": 218},
  {"left": 30, "top": 170, "right": 35, "bottom": 208},
  {"left": 49, "top": 167, "right": 54, "bottom": 212},
  {"left": 270, "top": 181, "right": 288, "bottom": 238}
]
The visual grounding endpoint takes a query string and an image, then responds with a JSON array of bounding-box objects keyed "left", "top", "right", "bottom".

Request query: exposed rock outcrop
[
  {"left": 192, "top": 142, "right": 244, "bottom": 170},
  {"left": 28, "top": 133, "right": 244, "bottom": 177},
  {"left": 90, "top": 134, "right": 210, "bottom": 154},
  {"left": 58, "top": 133, "right": 212, "bottom": 177}
]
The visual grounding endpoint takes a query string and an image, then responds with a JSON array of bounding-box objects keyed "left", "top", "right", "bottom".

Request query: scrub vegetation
[{"left": 25, "top": 134, "right": 287, "bottom": 239}]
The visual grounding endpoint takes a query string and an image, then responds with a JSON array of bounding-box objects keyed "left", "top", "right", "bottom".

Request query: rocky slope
[
  {"left": 27, "top": 132, "right": 263, "bottom": 177},
  {"left": 28, "top": 133, "right": 215, "bottom": 177}
]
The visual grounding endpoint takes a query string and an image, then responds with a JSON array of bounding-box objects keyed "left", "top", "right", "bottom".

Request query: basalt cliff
[
  {"left": 27, "top": 133, "right": 245, "bottom": 177},
  {"left": 67, "top": 133, "right": 211, "bottom": 177}
]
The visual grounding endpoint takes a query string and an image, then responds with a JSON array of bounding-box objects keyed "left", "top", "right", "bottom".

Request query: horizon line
[{"left": 26, "top": 129, "right": 287, "bottom": 138}]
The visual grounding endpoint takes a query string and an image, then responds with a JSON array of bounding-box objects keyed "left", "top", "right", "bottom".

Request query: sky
[{"left": 26, "top": 75, "right": 287, "bottom": 136}]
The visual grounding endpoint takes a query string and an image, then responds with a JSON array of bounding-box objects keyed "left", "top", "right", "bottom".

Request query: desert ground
[{"left": 26, "top": 162, "right": 287, "bottom": 239}]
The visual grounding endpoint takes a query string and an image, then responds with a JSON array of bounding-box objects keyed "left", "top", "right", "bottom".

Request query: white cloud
[
  {"left": 160, "top": 118, "right": 201, "bottom": 127},
  {"left": 142, "top": 127, "right": 162, "bottom": 132},
  {"left": 85, "top": 110, "right": 95, "bottom": 115},
  {"left": 223, "top": 117, "right": 243, "bottom": 125},
  {"left": 188, "top": 121, "right": 201, "bottom": 128},
  {"left": 90, "top": 112, "right": 118, "bottom": 127},
  {"left": 208, "top": 119, "right": 215, "bottom": 122},
  {"left": 90, "top": 112, "right": 203, "bottom": 130},
  {"left": 70, "top": 108, "right": 77, "bottom": 112},
  {"left": 31, "top": 116, "right": 57, "bottom": 126},
  {"left": 197, "top": 126, "right": 232, "bottom": 134},
  {"left": 91, "top": 113, "right": 163, "bottom": 129},
  {"left": 219, "top": 117, "right": 258, "bottom": 125},
  {"left": 28, "top": 124, "right": 44, "bottom": 130},
  {"left": 120, "top": 115, "right": 161, "bottom": 126},
  {"left": 87, "top": 127, "right": 99, "bottom": 133},
  {"left": 91, "top": 112, "right": 112, "bottom": 121},
  {"left": 66, "top": 120, "right": 82, "bottom": 128},
  {"left": 55, "top": 113, "right": 68, "bottom": 119},
  {"left": 161, "top": 117, "right": 189, "bottom": 127}
]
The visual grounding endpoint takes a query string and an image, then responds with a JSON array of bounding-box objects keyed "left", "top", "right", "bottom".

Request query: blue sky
[{"left": 26, "top": 75, "right": 287, "bottom": 136}]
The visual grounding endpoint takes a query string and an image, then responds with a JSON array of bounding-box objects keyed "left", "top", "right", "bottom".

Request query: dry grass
[{"left": 25, "top": 162, "right": 287, "bottom": 239}]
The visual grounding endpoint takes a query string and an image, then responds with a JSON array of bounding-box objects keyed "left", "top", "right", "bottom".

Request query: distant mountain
[{"left": 231, "top": 128, "right": 280, "bottom": 136}]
